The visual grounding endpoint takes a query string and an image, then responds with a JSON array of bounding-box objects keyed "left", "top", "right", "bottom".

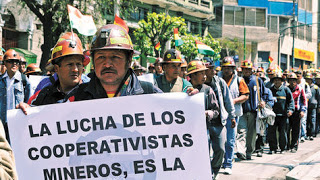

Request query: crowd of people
[{"left": 0, "top": 23, "right": 319, "bottom": 179}]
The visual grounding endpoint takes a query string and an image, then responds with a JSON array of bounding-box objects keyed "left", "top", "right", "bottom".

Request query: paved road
[{"left": 218, "top": 136, "right": 320, "bottom": 180}]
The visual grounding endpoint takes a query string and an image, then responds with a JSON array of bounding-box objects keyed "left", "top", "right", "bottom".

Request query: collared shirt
[{"left": 3, "top": 72, "right": 18, "bottom": 110}]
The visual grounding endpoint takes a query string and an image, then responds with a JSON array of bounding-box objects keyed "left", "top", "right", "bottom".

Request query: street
[{"left": 219, "top": 136, "right": 320, "bottom": 180}]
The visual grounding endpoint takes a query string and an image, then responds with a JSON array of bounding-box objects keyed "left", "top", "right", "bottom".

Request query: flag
[
  {"left": 114, "top": 15, "right": 129, "bottom": 32},
  {"left": 195, "top": 40, "right": 215, "bottom": 56},
  {"left": 174, "top": 28, "right": 184, "bottom": 46},
  {"left": 155, "top": 42, "right": 160, "bottom": 51},
  {"left": 67, "top": 5, "right": 97, "bottom": 36},
  {"left": 268, "top": 56, "right": 273, "bottom": 64}
]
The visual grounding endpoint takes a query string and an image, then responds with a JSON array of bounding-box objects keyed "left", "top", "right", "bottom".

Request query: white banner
[
  {"left": 137, "top": 73, "right": 155, "bottom": 84},
  {"left": 28, "top": 75, "right": 48, "bottom": 95},
  {"left": 8, "top": 93, "right": 211, "bottom": 180}
]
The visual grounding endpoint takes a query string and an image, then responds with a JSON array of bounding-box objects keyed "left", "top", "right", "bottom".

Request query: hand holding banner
[{"left": 8, "top": 93, "right": 211, "bottom": 180}]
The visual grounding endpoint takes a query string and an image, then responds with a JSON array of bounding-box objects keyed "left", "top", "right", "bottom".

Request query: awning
[{"left": 12, "top": 48, "right": 37, "bottom": 64}]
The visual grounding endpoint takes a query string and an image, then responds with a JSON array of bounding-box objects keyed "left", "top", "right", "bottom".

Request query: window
[
  {"left": 281, "top": 54, "right": 287, "bottom": 71},
  {"left": 279, "top": 17, "right": 290, "bottom": 35},
  {"left": 246, "top": 8, "right": 256, "bottom": 26},
  {"left": 130, "top": 7, "right": 148, "bottom": 21},
  {"left": 234, "top": 7, "right": 245, "bottom": 25},
  {"left": 256, "top": 9, "right": 266, "bottom": 27},
  {"left": 306, "top": 25, "right": 312, "bottom": 42},
  {"left": 268, "top": 16, "right": 278, "bottom": 33},
  {"left": 224, "top": 6, "right": 234, "bottom": 25},
  {"left": 298, "top": 22, "right": 305, "bottom": 40},
  {"left": 214, "top": 6, "right": 222, "bottom": 24},
  {"left": 223, "top": 6, "right": 266, "bottom": 27}
]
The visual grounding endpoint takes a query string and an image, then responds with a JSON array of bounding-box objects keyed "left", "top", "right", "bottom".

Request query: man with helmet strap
[
  {"left": 63, "top": 24, "right": 162, "bottom": 101},
  {"left": 304, "top": 73, "right": 320, "bottom": 140},
  {"left": 154, "top": 49, "right": 192, "bottom": 93},
  {"left": 0, "top": 49, "right": 31, "bottom": 142},
  {"left": 186, "top": 60, "right": 221, "bottom": 179},
  {"left": 34, "top": 32, "right": 91, "bottom": 94},
  {"left": 236, "top": 59, "right": 273, "bottom": 159},
  {"left": 287, "top": 72, "right": 307, "bottom": 153},
  {"left": 219, "top": 56, "right": 249, "bottom": 174},
  {"left": 268, "top": 72, "right": 294, "bottom": 154}
]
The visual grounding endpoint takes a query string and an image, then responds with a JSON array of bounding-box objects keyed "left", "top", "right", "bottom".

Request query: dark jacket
[
  {"left": 28, "top": 80, "right": 78, "bottom": 106},
  {"left": 195, "top": 84, "right": 219, "bottom": 123},
  {"left": 67, "top": 69, "right": 162, "bottom": 101},
  {"left": 270, "top": 85, "right": 295, "bottom": 116},
  {"left": 242, "top": 75, "right": 268, "bottom": 113},
  {"left": 308, "top": 83, "right": 320, "bottom": 109}
]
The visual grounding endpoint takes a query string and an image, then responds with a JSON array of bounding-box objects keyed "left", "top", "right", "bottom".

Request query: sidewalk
[{"left": 218, "top": 136, "right": 320, "bottom": 180}]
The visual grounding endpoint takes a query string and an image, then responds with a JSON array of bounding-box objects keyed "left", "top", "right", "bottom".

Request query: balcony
[{"left": 137, "top": 0, "right": 213, "bottom": 18}]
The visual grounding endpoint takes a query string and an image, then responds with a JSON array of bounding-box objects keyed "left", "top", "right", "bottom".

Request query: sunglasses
[
  {"left": 5, "top": 59, "right": 21, "bottom": 65},
  {"left": 20, "top": 61, "right": 27, "bottom": 65}
]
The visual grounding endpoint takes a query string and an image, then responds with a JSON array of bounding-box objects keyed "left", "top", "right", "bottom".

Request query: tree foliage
[
  {"left": 19, "top": 0, "right": 134, "bottom": 70},
  {"left": 134, "top": 12, "right": 187, "bottom": 59},
  {"left": 217, "top": 38, "right": 244, "bottom": 57},
  {"left": 177, "top": 34, "right": 221, "bottom": 62}
]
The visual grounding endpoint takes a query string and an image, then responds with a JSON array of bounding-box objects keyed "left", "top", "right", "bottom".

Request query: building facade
[
  {"left": 211, "top": 0, "right": 318, "bottom": 71},
  {"left": 0, "top": 0, "right": 43, "bottom": 64}
]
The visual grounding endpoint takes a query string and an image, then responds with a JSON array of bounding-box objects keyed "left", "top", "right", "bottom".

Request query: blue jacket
[
  {"left": 242, "top": 75, "right": 269, "bottom": 113},
  {"left": 0, "top": 71, "right": 31, "bottom": 123},
  {"left": 205, "top": 76, "right": 236, "bottom": 126}
]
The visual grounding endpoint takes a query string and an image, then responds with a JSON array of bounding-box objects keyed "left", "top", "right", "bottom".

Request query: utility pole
[
  {"left": 291, "top": 0, "right": 296, "bottom": 68},
  {"left": 244, "top": 27, "right": 246, "bottom": 60}
]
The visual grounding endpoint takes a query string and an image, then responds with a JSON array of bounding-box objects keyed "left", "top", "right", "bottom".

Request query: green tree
[
  {"left": 177, "top": 34, "right": 221, "bottom": 62},
  {"left": 19, "top": 0, "right": 134, "bottom": 70},
  {"left": 218, "top": 38, "right": 244, "bottom": 58},
  {"left": 134, "top": 12, "right": 187, "bottom": 64}
]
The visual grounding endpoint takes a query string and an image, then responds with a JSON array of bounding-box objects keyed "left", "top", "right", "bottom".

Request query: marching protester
[
  {"left": 180, "top": 58, "right": 188, "bottom": 79},
  {"left": 132, "top": 61, "right": 143, "bottom": 76},
  {"left": 296, "top": 70, "right": 311, "bottom": 142},
  {"left": 235, "top": 59, "right": 268, "bottom": 160},
  {"left": 148, "top": 63, "right": 155, "bottom": 74},
  {"left": 26, "top": 37, "right": 85, "bottom": 106},
  {"left": 219, "top": 57, "right": 249, "bottom": 175},
  {"left": 19, "top": 56, "right": 27, "bottom": 74},
  {"left": 0, "top": 49, "right": 31, "bottom": 142},
  {"left": 204, "top": 57, "right": 236, "bottom": 179},
  {"left": 265, "top": 66, "right": 276, "bottom": 89},
  {"left": 65, "top": 24, "right": 162, "bottom": 100},
  {"left": 24, "top": 63, "right": 42, "bottom": 77},
  {"left": 268, "top": 72, "right": 294, "bottom": 154},
  {"left": 305, "top": 73, "right": 320, "bottom": 140},
  {"left": 287, "top": 72, "right": 307, "bottom": 152},
  {"left": 153, "top": 57, "right": 163, "bottom": 79},
  {"left": 34, "top": 32, "right": 91, "bottom": 93},
  {"left": 186, "top": 60, "right": 221, "bottom": 179},
  {"left": 155, "top": 49, "right": 192, "bottom": 92}
]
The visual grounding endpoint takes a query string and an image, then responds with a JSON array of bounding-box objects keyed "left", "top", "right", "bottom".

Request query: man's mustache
[{"left": 101, "top": 67, "right": 117, "bottom": 75}]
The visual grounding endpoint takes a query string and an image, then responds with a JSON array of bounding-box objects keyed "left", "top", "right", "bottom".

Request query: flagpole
[{"left": 67, "top": 5, "right": 75, "bottom": 42}]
